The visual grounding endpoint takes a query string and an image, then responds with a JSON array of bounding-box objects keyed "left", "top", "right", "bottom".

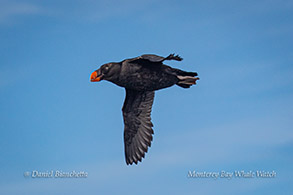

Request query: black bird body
[
  {"left": 113, "top": 60, "right": 178, "bottom": 91},
  {"left": 90, "top": 54, "right": 199, "bottom": 165}
]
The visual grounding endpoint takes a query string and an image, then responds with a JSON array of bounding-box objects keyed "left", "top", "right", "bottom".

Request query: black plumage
[{"left": 90, "top": 54, "right": 199, "bottom": 165}]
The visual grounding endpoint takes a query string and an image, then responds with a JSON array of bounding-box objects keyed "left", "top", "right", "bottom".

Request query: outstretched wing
[
  {"left": 122, "top": 89, "right": 155, "bottom": 165},
  {"left": 127, "top": 53, "right": 183, "bottom": 64}
]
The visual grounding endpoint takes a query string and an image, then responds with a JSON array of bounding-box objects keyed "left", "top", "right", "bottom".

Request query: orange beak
[{"left": 90, "top": 71, "right": 102, "bottom": 82}]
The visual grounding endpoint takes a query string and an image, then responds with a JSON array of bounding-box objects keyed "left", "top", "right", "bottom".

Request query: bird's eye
[{"left": 102, "top": 65, "right": 110, "bottom": 74}]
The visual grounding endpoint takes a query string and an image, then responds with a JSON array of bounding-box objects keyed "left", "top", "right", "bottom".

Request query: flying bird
[{"left": 90, "top": 54, "right": 199, "bottom": 165}]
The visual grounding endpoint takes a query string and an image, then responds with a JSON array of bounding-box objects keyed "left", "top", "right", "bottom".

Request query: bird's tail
[{"left": 175, "top": 70, "right": 199, "bottom": 88}]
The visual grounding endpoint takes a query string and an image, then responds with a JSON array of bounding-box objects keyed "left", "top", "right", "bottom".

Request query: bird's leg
[
  {"left": 177, "top": 76, "right": 200, "bottom": 85},
  {"left": 193, "top": 77, "right": 200, "bottom": 84}
]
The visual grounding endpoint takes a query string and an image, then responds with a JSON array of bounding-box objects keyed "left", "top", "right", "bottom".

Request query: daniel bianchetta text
[
  {"left": 187, "top": 170, "right": 276, "bottom": 179},
  {"left": 25, "top": 170, "right": 88, "bottom": 178}
]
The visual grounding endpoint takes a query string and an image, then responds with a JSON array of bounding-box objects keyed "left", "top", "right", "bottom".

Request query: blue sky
[{"left": 0, "top": 0, "right": 292, "bottom": 194}]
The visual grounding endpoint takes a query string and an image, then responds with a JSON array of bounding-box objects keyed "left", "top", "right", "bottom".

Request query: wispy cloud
[
  {"left": 147, "top": 112, "right": 293, "bottom": 167},
  {"left": 0, "top": 1, "right": 42, "bottom": 24},
  {"left": 0, "top": 0, "right": 158, "bottom": 25},
  {"left": 79, "top": 0, "right": 156, "bottom": 22},
  {"left": 3, "top": 113, "right": 290, "bottom": 195}
]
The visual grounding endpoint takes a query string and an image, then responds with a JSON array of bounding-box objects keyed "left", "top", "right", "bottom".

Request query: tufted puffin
[{"left": 90, "top": 54, "right": 199, "bottom": 165}]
